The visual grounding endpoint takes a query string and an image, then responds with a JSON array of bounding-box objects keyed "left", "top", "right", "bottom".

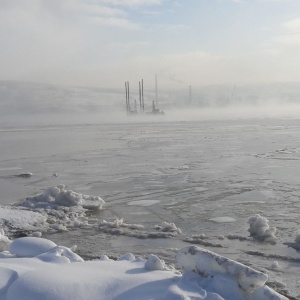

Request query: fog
[{"left": 1, "top": 81, "right": 300, "bottom": 128}]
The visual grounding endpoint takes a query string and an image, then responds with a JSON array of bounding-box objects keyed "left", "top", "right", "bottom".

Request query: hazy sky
[{"left": 1, "top": 0, "right": 300, "bottom": 89}]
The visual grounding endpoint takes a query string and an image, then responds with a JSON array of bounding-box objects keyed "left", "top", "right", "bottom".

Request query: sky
[{"left": 1, "top": 0, "right": 300, "bottom": 90}]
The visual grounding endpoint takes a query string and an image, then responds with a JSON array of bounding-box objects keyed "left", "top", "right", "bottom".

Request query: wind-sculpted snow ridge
[
  {"left": 248, "top": 214, "right": 277, "bottom": 243},
  {"left": 176, "top": 246, "right": 288, "bottom": 300},
  {"left": 0, "top": 237, "right": 287, "bottom": 300},
  {"left": 98, "top": 219, "right": 182, "bottom": 239},
  {"left": 0, "top": 185, "right": 105, "bottom": 237}
]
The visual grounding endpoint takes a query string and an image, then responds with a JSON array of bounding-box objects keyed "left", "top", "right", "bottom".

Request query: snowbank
[
  {"left": 0, "top": 237, "right": 287, "bottom": 300},
  {"left": 176, "top": 246, "right": 287, "bottom": 300}
]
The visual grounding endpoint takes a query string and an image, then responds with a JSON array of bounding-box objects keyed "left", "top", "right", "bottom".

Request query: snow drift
[{"left": 0, "top": 237, "right": 287, "bottom": 300}]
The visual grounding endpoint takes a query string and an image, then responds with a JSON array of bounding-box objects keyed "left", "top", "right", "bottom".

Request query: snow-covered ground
[
  {"left": 0, "top": 236, "right": 287, "bottom": 299},
  {"left": 0, "top": 115, "right": 300, "bottom": 298}
]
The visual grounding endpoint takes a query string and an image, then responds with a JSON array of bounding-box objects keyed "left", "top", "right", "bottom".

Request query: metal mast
[
  {"left": 142, "top": 79, "right": 144, "bottom": 111},
  {"left": 155, "top": 74, "right": 158, "bottom": 106}
]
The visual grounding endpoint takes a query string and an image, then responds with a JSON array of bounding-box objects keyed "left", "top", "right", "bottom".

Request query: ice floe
[
  {"left": 97, "top": 219, "right": 182, "bottom": 239},
  {"left": 0, "top": 185, "right": 105, "bottom": 237},
  {"left": 18, "top": 184, "right": 104, "bottom": 210}
]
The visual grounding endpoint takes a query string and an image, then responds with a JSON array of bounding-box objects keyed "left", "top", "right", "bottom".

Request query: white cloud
[
  {"left": 271, "top": 34, "right": 300, "bottom": 47},
  {"left": 1, "top": 0, "right": 300, "bottom": 87},
  {"left": 265, "top": 18, "right": 300, "bottom": 50},
  {"left": 89, "top": 16, "right": 141, "bottom": 29},
  {"left": 163, "top": 24, "right": 193, "bottom": 31},
  {"left": 96, "top": 0, "right": 163, "bottom": 6},
  {"left": 78, "top": 4, "right": 126, "bottom": 18},
  {"left": 110, "top": 41, "right": 150, "bottom": 52},
  {"left": 282, "top": 18, "right": 300, "bottom": 32}
]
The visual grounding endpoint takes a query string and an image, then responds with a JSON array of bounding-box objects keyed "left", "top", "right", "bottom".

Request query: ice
[
  {"left": 283, "top": 229, "right": 300, "bottom": 251},
  {"left": 248, "top": 214, "right": 277, "bottom": 242},
  {"left": 18, "top": 184, "right": 105, "bottom": 210},
  {"left": 271, "top": 261, "right": 279, "bottom": 270},
  {"left": 30, "top": 232, "right": 42, "bottom": 238},
  {"left": 15, "top": 173, "right": 33, "bottom": 178},
  {"left": 176, "top": 246, "right": 287, "bottom": 300},
  {"left": 0, "top": 237, "right": 287, "bottom": 299},
  {"left": 0, "top": 206, "right": 48, "bottom": 233},
  {"left": 209, "top": 217, "right": 236, "bottom": 223},
  {"left": 99, "top": 218, "right": 145, "bottom": 231},
  {"left": 0, "top": 185, "right": 105, "bottom": 236},
  {"left": 294, "top": 229, "right": 300, "bottom": 244},
  {"left": 127, "top": 200, "right": 160, "bottom": 206},
  {"left": 185, "top": 235, "right": 223, "bottom": 248},
  {"left": 0, "top": 229, "right": 11, "bottom": 251},
  {"left": 98, "top": 219, "right": 182, "bottom": 238},
  {"left": 154, "top": 221, "right": 182, "bottom": 234},
  {"left": 0, "top": 118, "right": 298, "bottom": 297}
]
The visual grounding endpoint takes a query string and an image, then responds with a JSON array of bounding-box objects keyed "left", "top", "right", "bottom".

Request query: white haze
[{"left": 1, "top": 81, "right": 300, "bottom": 127}]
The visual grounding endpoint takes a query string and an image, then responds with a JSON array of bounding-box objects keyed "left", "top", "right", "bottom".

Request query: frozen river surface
[{"left": 0, "top": 117, "right": 299, "bottom": 298}]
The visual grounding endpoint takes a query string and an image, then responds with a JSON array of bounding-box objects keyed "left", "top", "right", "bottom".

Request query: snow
[
  {"left": 97, "top": 219, "right": 182, "bottom": 238},
  {"left": 18, "top": 184, "right": 104, "bottom": 210},
  {"left": 295, "top": 230, "right": 300, "bottom": 243},
  {"left": 271, "top": 261, "right": 279, "bottom": 270},
  {"left": 283, "top": 229, "right": 300, "bottom": 251},
  {"left": 0, "top": 237, "right": 287, "bottom": 300},
  {"left": 176, "top": 246, "right": 286, "bottom": 300},
  {"left": 9, "top": 237, "right": 57, "bottom": 257},
  {"left": 0, "top": 118, "right": 299, "bottom": 298},
  {"left": 0, "top": 185, "right": 105, "bottom": 236},
  {"left": 154, "top": 221, "right": 182, "bottom": 234},
  {"left": 0, "top": 206, "right": 48, "bottom": 233},
  {"left": 247, "top": 214, "right": 277, "bottom": 242}
]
